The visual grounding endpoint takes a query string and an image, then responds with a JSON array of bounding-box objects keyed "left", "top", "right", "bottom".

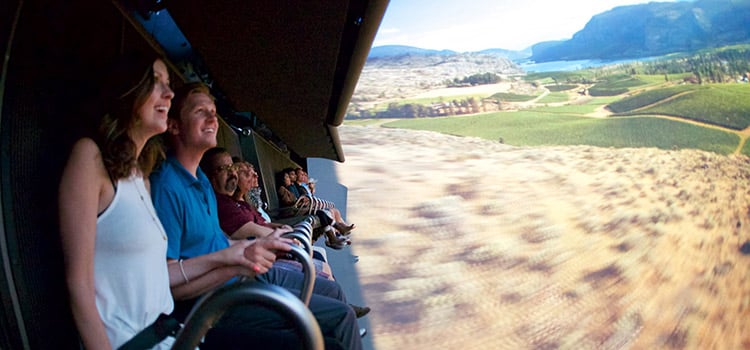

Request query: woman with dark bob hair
[{"left": 58, "top": 53, "right": 177, "bottom": 349}]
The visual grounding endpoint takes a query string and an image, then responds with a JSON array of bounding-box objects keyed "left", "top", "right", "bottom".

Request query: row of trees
[
  {"left": 348, "top": 71, "right": 506, "bottom": 118},
  {"left": 445, "top": 72, "right": 502, "bottom": 87},
  {"left": 353, "top": 97, "right": 488, "bottom": 119},
  {"left": 639, "top": 48, "right": 750, "bottom": 83}
]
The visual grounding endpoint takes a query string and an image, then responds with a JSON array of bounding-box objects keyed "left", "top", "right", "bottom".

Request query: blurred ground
[{"left": 329, "top": 124, "right": 750, "bottom": 349}]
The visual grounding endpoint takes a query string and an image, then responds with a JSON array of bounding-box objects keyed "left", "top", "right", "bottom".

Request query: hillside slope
[{"left": 532, "top": 0, "right": 750, "bottom": 62}]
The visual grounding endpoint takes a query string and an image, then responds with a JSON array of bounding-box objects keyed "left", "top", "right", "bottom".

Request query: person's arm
[
  {"left": 229, "top": 221, "right": 275, "bottom": 239},
  {"left": 277, "top": 186, "right": 297, "bottom": 207},
  {"left": 58, "top": 138, "right": 112, "bottom": 350},
  {"left": 266, "top": 222, "right": 293, "bottom": 230},
  {"left": 167, "top": 258, "right": 247, "bottom": 300},
  {"left": 216, "top": 195, "right": 275, "bottom": 239},
  {"left": 166, "top": 235, "right": 294, "bottom": 300},
  {"left": 149, "top": 176, "right": 241, "bottom": 299},
  {"left": 231, "top": 225, "right": 293, "bottom": 240},
  {"left": 151, "top": 169, "right": 292, "bottom": 298}
]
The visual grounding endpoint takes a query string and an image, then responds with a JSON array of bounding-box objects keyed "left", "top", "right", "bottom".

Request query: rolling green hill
[
  {"left": 607, "top": 85, "right": 703, "bottom": 113},
  {"left": 348, "top": 59, "right": 750, "bottom": 156},
  {"left": 610, "top": 84, "right": 750, "bottom": 130},
  {"left": 381, "top": 110, "right": 739, "bottom": 155}
]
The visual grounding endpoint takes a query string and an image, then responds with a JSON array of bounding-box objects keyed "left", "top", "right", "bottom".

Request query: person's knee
[{"left": 313, "top": 277, "right": 346, "bottom": 301}]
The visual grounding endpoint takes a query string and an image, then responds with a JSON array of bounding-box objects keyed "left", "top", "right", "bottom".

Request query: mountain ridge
[
  {"left": 368, "top": 0, "right": 749, "bottom": 62},
  {"left": 531, "top": 0, "right": 750, "bottom": 62},
  {"left": 369, "top": 45, "right": 532, "bottom": 61}
]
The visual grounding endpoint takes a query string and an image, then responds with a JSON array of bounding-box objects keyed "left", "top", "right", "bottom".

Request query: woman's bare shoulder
[
  {"left": 63, "top": 137, "right": 108, "bottom": 180},
  {"left": 70, "top": 137, "right": 100, "bottom": 156},
  {"left": 67, "top": 138, "right": 107, "bottom": 166}
]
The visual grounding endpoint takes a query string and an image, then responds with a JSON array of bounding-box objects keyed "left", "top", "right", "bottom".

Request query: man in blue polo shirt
[{"left": 150, "top": 82, "right": 362, "bottom": 350}]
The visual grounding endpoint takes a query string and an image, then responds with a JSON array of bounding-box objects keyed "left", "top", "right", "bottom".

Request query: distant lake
[{"left": 518, "top": 57, "right": 659, "bottom": 73}]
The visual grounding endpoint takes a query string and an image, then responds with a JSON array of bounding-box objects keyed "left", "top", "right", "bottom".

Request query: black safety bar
[
  {"left": 171, "top": 282, "right": 324, "bottom": 350},
  {"left": 285, "top": 244, "right": 315, "bottom": 306},
  {"left": 284, "top": 231, "right": 313, "bottom": 256},
  {"left": 237, "top": 241, "right": 315, "bottom": 305},
  {"left": 281, "top": 210, "right": 334, "bottom": 254},
  {"left": 281, "top": 214, "right": 318, "bottom": 256},
  {"left": 170, "top": 213, "right": 329, "bottom": 349}
]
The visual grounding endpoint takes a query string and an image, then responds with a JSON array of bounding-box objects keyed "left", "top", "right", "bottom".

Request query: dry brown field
[{"left": 334, "top": 125, "right": 750, "bottom": 349}]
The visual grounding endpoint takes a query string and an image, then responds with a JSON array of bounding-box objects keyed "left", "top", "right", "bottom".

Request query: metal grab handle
[
  {"left": 283, "top": 231, "right": 312, "bottom": 257},
  {"left": 293, "top": 216, "right": 315, "bottom": 239},
  {"left": 292, "top": 215, "right": 316, "bottom": 241},
  {"left": 284, "top": 244, "right": 316, "bottom": 306},
  {"left": 281, "top": 214, "right": 318, "bottom": 257},
  {"left": 171, "top": 282, "right": 324, "bottom": 350},
  {"left": 283, "top": 212, "right": 333, "bottom": 246}
]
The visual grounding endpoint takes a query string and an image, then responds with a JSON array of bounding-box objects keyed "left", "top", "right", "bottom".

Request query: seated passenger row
[
  {"left": 201, "top": 148, "right": 370, "bottom": 317},
  {"left": 276, "top": 167, "right": 355, "bottom": 249},
  {"left": 59, "top": 53, "right": 365, "bottom": 349}
]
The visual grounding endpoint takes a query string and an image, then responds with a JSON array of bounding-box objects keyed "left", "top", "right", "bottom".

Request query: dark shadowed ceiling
[{"left": 160, "top": 0, "right": 389, "bottom": 162}]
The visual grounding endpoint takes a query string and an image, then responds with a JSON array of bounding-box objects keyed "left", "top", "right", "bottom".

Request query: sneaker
[{"left": 350, "top": 304, "right": 371, "bottom": 318}]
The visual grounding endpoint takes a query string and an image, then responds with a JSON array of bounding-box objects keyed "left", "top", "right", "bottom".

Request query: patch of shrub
[
  {"left": 608, "top": 85, "right": 698, "bottom": 113},
  {"left": 589, "top": 87, "right": 628, "bottom": 96},
  {"left": 545, "top": 84, "right": 578, "bottom": 92},
  {"left": 635, "top": 84, "right": 750, "bottom": 130},
  {"left": 490, "top": 92, "right": 538, "bottom": 102}
]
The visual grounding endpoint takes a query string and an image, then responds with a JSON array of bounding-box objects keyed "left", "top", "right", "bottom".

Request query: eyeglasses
[{"left": 215, "top": 164, "right": 237, "bottom": 173}]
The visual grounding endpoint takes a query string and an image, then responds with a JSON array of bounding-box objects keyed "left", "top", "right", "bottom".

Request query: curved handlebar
[
  {"left": 281, "top": 214, "right": 319, "bottom": 256},
  {"left": 171, "top": 216, "right": 321, "bottom": 349},
  {"left": 284, "top": 244, "right": 315, "bottom": 306},
  {"left": 282, "top": 231, "right": 312, "bottom": 256},
  {"left": 171, "top": 282, "right": 324, "bottom": 350}
]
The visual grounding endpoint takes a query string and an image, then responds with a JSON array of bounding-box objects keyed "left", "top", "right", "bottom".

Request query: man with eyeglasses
[
  {"left": 204, "top": 147, "right": 371, "bottom": 317},
  {"left": 200, "top": 147, "right": 291, "bottom": 239}
]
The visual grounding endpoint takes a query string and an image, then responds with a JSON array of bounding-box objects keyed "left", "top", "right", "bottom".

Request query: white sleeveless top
[{"left": 95, "top": 175, "right": 174, "bottom": 349}]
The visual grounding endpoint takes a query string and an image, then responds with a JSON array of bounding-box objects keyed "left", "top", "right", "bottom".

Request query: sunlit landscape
[
  {"left": 341, "top": 0, "right": 750, "bottom": 348},
  {"left": 338, "top": 124, "right": 750, "bottom": 349}
]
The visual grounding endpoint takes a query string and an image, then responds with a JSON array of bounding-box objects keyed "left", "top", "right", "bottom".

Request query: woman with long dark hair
[{"left": 58, "top": 53, "right": 176, "bottom": 349}]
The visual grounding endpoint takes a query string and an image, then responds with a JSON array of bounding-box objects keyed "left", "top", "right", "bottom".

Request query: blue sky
[{"left": 373, "top": 0, "right": 681, "bottom": 52}]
